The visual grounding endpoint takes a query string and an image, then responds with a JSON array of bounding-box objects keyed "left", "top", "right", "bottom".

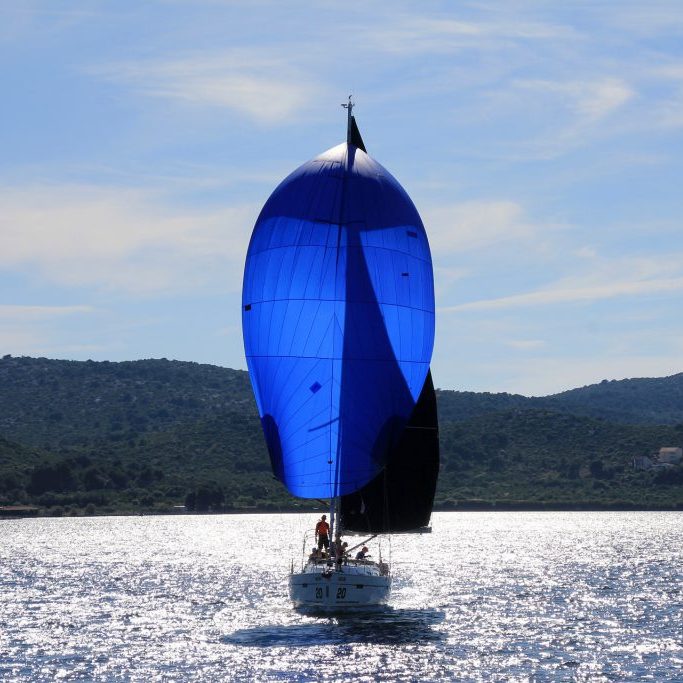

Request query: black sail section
[
  {"left": 340, "top": 369, "right": 440, "bottom": 533},
  {"left": 349, "top": 116, "right": 367, "bottom": 152},
  {"left": 337, "top": 202, "right": 415, "bottom": 495}
]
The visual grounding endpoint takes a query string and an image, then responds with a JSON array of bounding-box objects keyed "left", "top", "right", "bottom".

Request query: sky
[{"left": 2, "top": 1, "right": 683, "bottom": 397}]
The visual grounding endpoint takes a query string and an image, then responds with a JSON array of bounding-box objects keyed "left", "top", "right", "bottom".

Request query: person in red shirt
[{"left": 315, "top": 514, "right": 330, "bottom": 551}]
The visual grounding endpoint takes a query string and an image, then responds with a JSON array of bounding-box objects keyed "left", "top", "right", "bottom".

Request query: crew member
[
  {"left": 315, "top": 514, "right": 330, "bottom": 551},
  {"left": 355, "top": 546, "right": 369, "bottom": 560},
  {"left": 334, "top": 538, "right": 348, "bottom": 566}
]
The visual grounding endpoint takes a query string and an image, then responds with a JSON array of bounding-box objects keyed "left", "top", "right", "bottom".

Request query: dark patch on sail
[
  {"left": 261, "top": 414, "right": 284, "bottom": 482},
  {"left": 350, "top": 116, "right": 367, "bottom": 152},
  {"left": 340, "top": 370, "right": 440, "bottom": 533}
]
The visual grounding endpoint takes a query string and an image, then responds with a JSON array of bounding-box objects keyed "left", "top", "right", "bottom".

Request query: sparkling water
[{"left": 1, "top": 512, "right": 681, "bottom": 681}]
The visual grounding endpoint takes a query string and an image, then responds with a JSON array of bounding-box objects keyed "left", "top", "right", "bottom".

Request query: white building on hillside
[{"left": 658, "top": 447, "right": 683, "bottom": 464}]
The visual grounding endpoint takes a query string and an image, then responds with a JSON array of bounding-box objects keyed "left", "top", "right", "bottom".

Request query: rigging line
[
  {"left": 277, "top": 397, "right": 333, "bottom": 448},
  {"left": 311, "top": 306, "right": 335, "bottom": 360},
  {"left": 267, "top": 353, "right": 306, "bottom": 424},
  {"left": 289, "top": 466, "right": 379, "bottom": 486},
  {"left": 246, "top": 298, "right": 435, "bottom": 315},
  {"left": 248, "top": 240, "right": 434, "bottom": 266},
  {"left": 271, "top": 359, "right": 326, "bottom": 431},
  {"left": 346, "top": 535, "right": 378, "bottom": 555},
  {"left": 297, "top": 243, "right": 324, "bottom": 305},
  {"left": 266, "top": 348, "right": 308, "bottom": 422},
  {"left": 282, "top": 298, "right": 309, "bottom": 364},
  {"left": 258, "top": 254, "right": 278, "bottom": 409},
  {"left": 247, "top": 353, "right": 431, "bottom": 364}
]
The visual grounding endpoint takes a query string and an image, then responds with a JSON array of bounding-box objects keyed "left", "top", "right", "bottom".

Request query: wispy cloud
[
  {"left": 488, "top": 77, "right": 637, "bottom": 158},
  {"left": 0, "top": 3, "right": 101, "bottom": 44},
  {"left": 515, "top": 78, "right": 634, "bottom": 121},
  {"left": 444, "top": 276, "right": 683, "bottom": 312},
  {"left": 0, "top": 304, "right": 95, "bottom": 320},
  {"left": 0, "top": 184, "right": 256, "bottom": 294},
  {"left": 433, "top": 265, "right": 470, "bottom": 298},
  {"left": 0, "top": 304, "right": 99, "bottom": 357},
  {"left": 644, "top": 63, "right": 683, "bottom": 128},
  {"left": 596, "top": 3, "right": 683, "bottom": 37},
  {"left": 90, "top": 50, "right": 321, "bottom": 124},
  {"left": 425, "top": 200, "right": 542, "bottom": 254},
  {"left": 505, "top": 339, "right": 545, "bottom": 350},
  {"left": 363, "top": 15, "right": 577, "bottom": 54}
]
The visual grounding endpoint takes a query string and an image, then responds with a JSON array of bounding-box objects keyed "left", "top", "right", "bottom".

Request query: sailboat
[{"left": 242, "top": 98, "right": 438, "bottom": 609}]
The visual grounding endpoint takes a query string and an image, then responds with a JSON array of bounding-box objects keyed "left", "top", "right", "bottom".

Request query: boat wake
[{"left": 224, "top": 607, "right": 445, "bottom": 647}]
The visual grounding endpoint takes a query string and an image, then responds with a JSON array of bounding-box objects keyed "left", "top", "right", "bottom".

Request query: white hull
[{"left": 289, "top": 560, "right": 391, "bottom": 610}]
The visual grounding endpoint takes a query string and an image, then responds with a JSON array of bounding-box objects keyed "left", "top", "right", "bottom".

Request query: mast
[
  {"left": 330, "top": 95, "right": 355, "bottom": 546},
  {"left": 342, "top": 95, "right": 354, "bottom": 146}
]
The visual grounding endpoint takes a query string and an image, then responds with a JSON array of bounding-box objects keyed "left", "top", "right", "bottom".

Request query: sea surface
[{"left": 1, "top": 511, "right": 682, "bottom": 682}]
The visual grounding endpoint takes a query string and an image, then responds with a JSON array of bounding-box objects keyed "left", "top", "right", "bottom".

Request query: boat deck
[{"left": 302, "top": 558, "right": 389, "bottom": 577}]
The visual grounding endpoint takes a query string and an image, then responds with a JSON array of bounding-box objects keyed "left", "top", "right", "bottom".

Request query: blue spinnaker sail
[{"left": 242, "top": 141, "right": 435, "bottom": 499}]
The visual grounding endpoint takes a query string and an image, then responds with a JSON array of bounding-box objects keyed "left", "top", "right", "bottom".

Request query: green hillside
[
  {"left": 437, "top": 410, "right": 683, "bottom": 508},
  {"left": 436, "top": 374, "right": 683, "bottom": 425},
  {"left": 0, "top": 356, "right": 253, "bottom": 450},
  {"left": 0, "top": 355, "right": 681, "bottom": 515},
  {"left": 543, "top": 375, "right": 683, "bottom": 424}
]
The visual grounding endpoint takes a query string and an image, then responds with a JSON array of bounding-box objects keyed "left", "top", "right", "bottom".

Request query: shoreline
[{"left": 2, "top": 501, "right": 682, "bottom": 519}]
